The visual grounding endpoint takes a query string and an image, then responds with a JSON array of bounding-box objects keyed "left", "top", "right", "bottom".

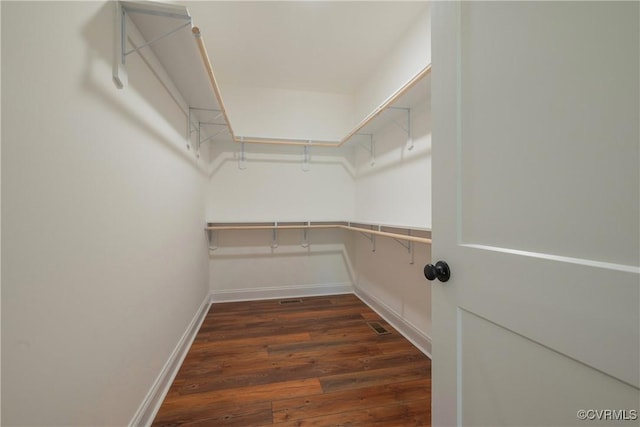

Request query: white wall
[
  {"left": 0, "top": 3, "right": 3, "bottom": 419},
  {"left": 205, "top": 141, "right": 356, "bottom": 300},
  {"left": 354, "top": 5, "right": 431, "bottom": 123},
  {"left": 352, "top": 99, "right": 433, "bottom": 351},
  {"left": 351, "top": 5, "right": 433, "bottom": 350},
  {"left": 354, "top": 236, "right": 432, "bottom": 353},
  {"left": 354, "top": 99, "right": 432, "bottom": 227},
  {"left": 223, "top": 85, "right": 354, "bottom": 141},
  {"left": 1, "top": 2, "right": 209, "bottom": 426},
  {"left": 206, "top": 142, "right": 355, "bottom": 222},
  {"left": 209, "top": 228, "right": 354, "bottom": 301}
]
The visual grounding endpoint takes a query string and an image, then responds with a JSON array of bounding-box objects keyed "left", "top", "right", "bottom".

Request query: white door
[{"left": 430, "top": 2, "right": 639, "bottom": 426}]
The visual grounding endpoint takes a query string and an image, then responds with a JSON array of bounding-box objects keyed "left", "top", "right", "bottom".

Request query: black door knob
[{"left": 424, "top": 261, "right": 450, "bottom": 282}]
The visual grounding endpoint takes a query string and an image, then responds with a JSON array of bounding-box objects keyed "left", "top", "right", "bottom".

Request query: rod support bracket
[
  {"left": 114, "top": 1, "right": 191, "bottom": 89},
  {"left": 388, "top": 107, "right": 413, "bottom": 150}
]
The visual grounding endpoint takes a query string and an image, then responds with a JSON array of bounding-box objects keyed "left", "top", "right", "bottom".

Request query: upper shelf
[
  {"left": 206, "top": 221, "right": 432, "bottom": 246},
  {"left": 117, "top": 1, "right": 234, "bottom": 146},
  {"left": 116, "top": 1, "right": 430, "bottom": 150}
]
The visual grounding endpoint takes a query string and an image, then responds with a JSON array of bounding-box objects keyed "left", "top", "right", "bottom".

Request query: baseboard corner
[
  {"left": 129, "top": 294, "right": 211, "bottom": 427},
  {"left": 354, "top": 287, "right": 432, "bottom": 358}
]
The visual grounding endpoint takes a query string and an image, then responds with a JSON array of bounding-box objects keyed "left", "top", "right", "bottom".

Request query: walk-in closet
[
  {"left": 6, "top": 1, "right": 636, "bottom": 426},
  {"left": 3, "top": 1, "right": 433, "bottom": 425}
]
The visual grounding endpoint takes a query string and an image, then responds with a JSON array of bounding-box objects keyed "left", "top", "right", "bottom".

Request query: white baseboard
[
  {"left": 210, "top": 282, "right": 353, "bottom": 303},
  {"left": 354, "top": 287, "right": 432, "bottom": 358},
  {"left": 129, "top": 294, "right": 211, "bottom": 427}
]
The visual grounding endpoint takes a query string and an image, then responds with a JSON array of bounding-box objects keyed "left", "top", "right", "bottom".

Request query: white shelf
[
  {"left": 116, "top": 1, "right": 430, "bottom": 151},
  {"left": 205, "top": 221, "right": 431, "bottom": 246},
  {"left": 117, "top": 0, "right": 234, "bottom": 154}
]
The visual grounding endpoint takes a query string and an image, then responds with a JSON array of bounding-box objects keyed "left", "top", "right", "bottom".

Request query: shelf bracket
[
  {"left": 302, "top": 141, "right": 311, "bottom": 172},
  {"left": 392, "top": 237, "right": 411, "bottom": 251},
  {"left": 390, "top": 229, "right": 416, "bottom": 264},
  {"left": 239, "top": 137, "right": 247, "bottom": 170},
  {"left": 356, "top": 133, "right": 375, "bottom": 166},
  {"left": 188, "top": 107, "right": 226, "bottom": 155},
  {"left": 271, "top": 223, "right": 278, "bottom": 249},
  {"left": 187, "top": 107, "right": 194, "bottom": 151},
  {"left": 409, "top": 241, "right": 415, "bottom": 265},
  {"left": 387, "top": 107, "right": 413, "bottom": 150},
  {"left": 357, "top": 228, "right": 376, "bottom": 252},
  {"left": 198, "top": 122, "right": 229, "bottom": 145},
  {"left": 206, "top": 229, "right": 218, "bottom": 251},
  {"left": 301, "top": 223, "right": 310, "bottom": 248},
  {"left": 114, "top": 1, "right": 192, "bottom": 89}
]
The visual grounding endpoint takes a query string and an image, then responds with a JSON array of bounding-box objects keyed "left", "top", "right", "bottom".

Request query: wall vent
[
  {"left": 279, "top": 298, "right": 303, "bottom": 305},
  {"left": 367, "top": 321, "right": 391, "bottom": 335}
]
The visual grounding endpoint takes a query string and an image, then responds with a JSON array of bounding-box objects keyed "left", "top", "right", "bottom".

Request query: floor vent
[
  {"left": 367, "top": 321, "right": 391, "bottom": 335},
  {"left": 279, "top": 298, "right": 303, "bottom": 305}
]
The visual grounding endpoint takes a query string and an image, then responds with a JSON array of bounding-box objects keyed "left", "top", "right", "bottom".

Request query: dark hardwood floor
[{"left": 152, "top": 294, "right": 431, "bottom": 426}]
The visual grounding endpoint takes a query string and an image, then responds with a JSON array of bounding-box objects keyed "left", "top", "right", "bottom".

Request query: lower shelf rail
[{"left": 205, "top": 221, "right": 431, "bottom": 254}]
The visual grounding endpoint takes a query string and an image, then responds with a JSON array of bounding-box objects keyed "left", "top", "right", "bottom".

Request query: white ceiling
[{"left": 182, "top": 1, "right": 429, "bottom": 94}]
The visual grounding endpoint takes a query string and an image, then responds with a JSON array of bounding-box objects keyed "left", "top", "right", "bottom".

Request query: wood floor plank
[
  {"left": 153, "top": 400, "right": 273, "bottom": 427},
  {"left": 197, "top": 334, "right": 312, "bottom": 350},
  {"left": 272, "top": 399, "right": 430, "bottom": 426},
  {"left": 320, "top": 363, "right": 431, "bottom": 393},
  {"left": 152, "top": 294, "right": 431, "bottom": 426},
  {"left": 272, "top": 379, "right": 430, "bottom": 423}
]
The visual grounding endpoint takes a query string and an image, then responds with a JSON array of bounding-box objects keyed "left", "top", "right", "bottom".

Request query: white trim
[
  {"left": 210, "top": 282, "right": 353, "bottom": 303},
  {"left": 128, "top": 294, "right": 211, "bottom": 427},
  {"left": 462, "top": 243, "right": 640, "bottom": 274},
  {"left": 355, "top": 287, "right": 432, "bottom": 358}
]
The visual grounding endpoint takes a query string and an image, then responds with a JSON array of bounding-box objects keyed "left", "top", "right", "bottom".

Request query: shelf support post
[
  {"left": 239, "top": 137, "right": 247, "bottom": 170},
  {"left": 301, "top": 224, "right": 310, "bottom": 248},
  {"left": 206, "top": 229, "right": 218, "bottom": 251},
  {"left": 113, "top": 1, "right": 128, "bottom": 89},
  {"left": 409, "top": 241, "right": 415, "bottom": 265},
  {"left": 271, "top": 222, "right": 278, "bottom": 248},
  {"left": 407, "top": 107, "right": 413, "bottom": 150},
  {"left": 302, "top": 141, "right": 311, "bottom": 172},
  {"left": 186, "top": 107, "right": 193, "bottom": 151},
  {"left": 409, "top": 230, "right": 415, "bottom": 264},
  {"left": 196, "top": 121, "right": 201, "bottom": 158}
]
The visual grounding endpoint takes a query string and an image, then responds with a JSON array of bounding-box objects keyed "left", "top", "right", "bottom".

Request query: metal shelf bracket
[
  {"left": 392, "top": 229, "right": 415, "bottom": 264},
  {"left": 388, "top": 107, "right": 413, "bottom": 150},
  {"left": 357, "top": 225, "right": 378, "bottom": 252},
  {"left": 206, "top": 229, "right": 218, "bottom": 251},
  {"left": 356, "top": 133, "right": 375, "bottom": 166},
  {"left": 271, "top": 223, "right": 278, "bottom": 249},
  {"left": 239, "top": 137, "right": 247, "bottom": 170},
  {"left": 114, "top": 1, "right": 192, "bottom": 89},
  {"left": 302, "top": 141, "right": 311, "bottom": 172},
  {"left": 187, "top": 107, "right": 226, "bottom": 156},
  {"left": 301, "top": 222, "right": 311, "bottom": 248}
]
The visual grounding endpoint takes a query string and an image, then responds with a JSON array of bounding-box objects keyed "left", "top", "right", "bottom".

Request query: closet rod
[
  {"left": 205, "top": 224, "right": 432, "bottom": 245},
  {"left": 192, "top": 26, "right": 431, "bottom": 148},
  {"left": 234, "top": 137, "right": 338, "bottom": 148},
  {"left": 337, "top": 64, "right": 431, "bottom": 146},
  {"left": 206, "top": 224, "right": 341, "bottom": 231},
  {"left": 342, "top": 225, "right": 430, "bottom": 245},
  {"left": 192, "top": 27, "right": 237, "bottom": 142}
]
